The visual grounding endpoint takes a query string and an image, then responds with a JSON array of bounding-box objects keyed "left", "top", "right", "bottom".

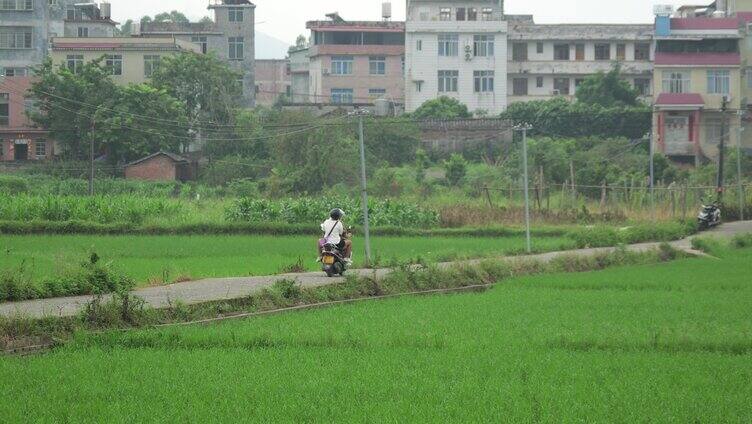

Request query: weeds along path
[{"left": 2, "top": 221, "right": 751, "bottom": 320}]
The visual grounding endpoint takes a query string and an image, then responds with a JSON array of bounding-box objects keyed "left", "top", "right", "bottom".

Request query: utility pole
[
  {"left": 89, "top": 118, "right": 95, "bottom": 196},
  {"left": 515, "top": 124, "right": 533, "bottom": 253},
  {"left": 717, "top": 96, "right": 729, "bottom": 203},
  {"left": 353, "top": 109, "right": 372, "bottom": 266},
  {"left": 737, "top": 122, "right": 745, "bottom": 221},
  {"left": 648, "top": 131, "right": 655, "bottom": 219}
]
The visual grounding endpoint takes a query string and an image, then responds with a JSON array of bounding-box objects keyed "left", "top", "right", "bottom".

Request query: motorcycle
[
  {"left": 320, "top": 226, "right": 353, "bottom": 278},
  {"left": 697, "top": 201, "right": 721, "bottom": 231}
]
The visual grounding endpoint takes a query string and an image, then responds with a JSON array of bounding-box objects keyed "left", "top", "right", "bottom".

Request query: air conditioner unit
[{"left": 653, "top": 4, "right": 674, "bottom": 16}]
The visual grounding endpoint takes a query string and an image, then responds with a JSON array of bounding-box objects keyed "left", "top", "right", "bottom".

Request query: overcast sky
[{"left": 108, "top": 0, "right": 688, "bottom": 44}]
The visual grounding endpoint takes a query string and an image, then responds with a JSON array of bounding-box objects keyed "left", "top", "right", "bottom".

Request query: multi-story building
[
  {"left": 288, "top": 47, "right": 310, "bottom": 103},
  {"left": 0, "top": 76, "right": 54, "bottom": 161},
  {"left": 506, "top": 15, "right": 654, "bottom": 104},
  {"left": 134, "top": 0, "right": 256, "bottom": 107},
  {"left": 255, "top": 59, "right": 292, "bottom": 107},
  {"left": 49, "top": 37, "right": 202, "bottom": 85},
  {"left": 652, "top": 1, "right": 752, "bottom": 164},
  {"left": 306, "top": 12, "right": 405, "bottom": 106},
  {"left": 405, "top": 0, "right": 507, "bottom": 114},
  {"left": 1, "top": 0, "right": 115, "bottom": 76}
]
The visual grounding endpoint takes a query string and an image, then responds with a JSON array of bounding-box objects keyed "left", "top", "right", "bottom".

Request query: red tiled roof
[
  {"left": 655, "top": 93, "right": 705, "bottom": 106},
  {"left": 670, "top": 17, "right": 740, "bottom": 30},
  {"left": 654, "top": 52, "right": 740, "bottom": 66}
]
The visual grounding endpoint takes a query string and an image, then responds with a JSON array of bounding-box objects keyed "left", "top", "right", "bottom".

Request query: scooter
[
  {"left": 697, "top": 201, "right": 721, "bottom": 231},
  {"left": 321, "top": 242, "right": 348, "bottom": 278},
  {"left": 320, "top": 226, "right": 353, "bottom": 278}
]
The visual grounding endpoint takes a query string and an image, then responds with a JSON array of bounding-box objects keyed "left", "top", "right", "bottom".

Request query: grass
[
  {"left": 0, "top": 234, "right": 576, "bottom": 288},
  {"left": 1, "top": 247, "right": 750, "bottom": 421}
]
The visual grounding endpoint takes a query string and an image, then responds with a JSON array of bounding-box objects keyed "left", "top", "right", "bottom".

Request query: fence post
[
  {"left": 681, "top": 184, "right": 688, "bottom": 220},
  {"left": 570, "top": 161, "right": 577, "bottom": 206},
  {"left": 561, "top": 181, "right": 568, "bottom": 211},
  {"left": 484, "top": 187, "right": 493, "bottom": 208},
  {"left": 600, "top": 180, "right": 607, "bottom": 212}
]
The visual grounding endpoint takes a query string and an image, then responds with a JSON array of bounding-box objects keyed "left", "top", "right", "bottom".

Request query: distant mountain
[{"left": 255, "top": 31, "right": 291, "bottom": 59}]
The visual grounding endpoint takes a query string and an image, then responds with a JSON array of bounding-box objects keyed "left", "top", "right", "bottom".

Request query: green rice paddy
[
  {"left": 0, "top": 234, "right": 575, "bottom": 286},
  {"left": 1, "top": 247, "right": 750, "bottom": 422}
]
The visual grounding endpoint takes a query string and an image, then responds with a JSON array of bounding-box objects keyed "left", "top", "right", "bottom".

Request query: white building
[
  {"left": 405, "top": 0, "right": 508, "bottom": 114},
  {"left": 506, "top": 15, "right": 654, "bottom": 104}
]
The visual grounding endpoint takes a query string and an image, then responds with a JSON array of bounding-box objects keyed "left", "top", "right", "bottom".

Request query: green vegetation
[
  {"left": 2, "top": 245, "right": 750, "bottom": 421},
  {"left": 0, "top": 233, "right": 575, "bottom": 299}
]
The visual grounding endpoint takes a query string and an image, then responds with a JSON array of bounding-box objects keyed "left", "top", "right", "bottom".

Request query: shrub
[
  {"left": 0, "top": 176, "right": 30, "bottom": 195},
  {"left": 444, "top": 154, "right": 468, "bottom": 187}
]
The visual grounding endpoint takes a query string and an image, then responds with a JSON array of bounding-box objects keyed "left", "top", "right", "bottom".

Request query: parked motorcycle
[{"left": 697, "top": 201, "right": 722, "bottom": 231}]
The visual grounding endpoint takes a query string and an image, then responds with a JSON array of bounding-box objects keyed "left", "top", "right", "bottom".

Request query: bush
[
  {"left": 444, "top": 154, "right": 468, "bottom": 187},
  {"left": 568, "top": 222, "right": 694, "bottom": 249},
  {"left": 0, "top": 176, "right": 30, "bottom": 195}
]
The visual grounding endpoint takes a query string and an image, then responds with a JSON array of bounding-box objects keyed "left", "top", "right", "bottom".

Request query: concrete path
[{"left": 2, "top": 221, "right": 751, "bottom": 320}]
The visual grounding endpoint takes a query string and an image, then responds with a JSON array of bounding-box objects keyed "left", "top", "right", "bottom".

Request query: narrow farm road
[{"left": 2, "top": 221, "right": 751, "bottom": 319}]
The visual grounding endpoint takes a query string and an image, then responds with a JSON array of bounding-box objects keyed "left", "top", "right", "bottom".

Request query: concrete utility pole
[
  {"left": 648, "top": 131, "right": 655, "bottom": 219},
  {"left": 737, "top": 122, "right": 745, "bottom": 221},
  {"left": 717, "top": 96, "right": 729, "bottom": 203},
  {"left": 352, "top": 109, "right": 373, "bottom": 266},
  {"left": 515, "top": 124, "right": 533, "bottom": 253}
]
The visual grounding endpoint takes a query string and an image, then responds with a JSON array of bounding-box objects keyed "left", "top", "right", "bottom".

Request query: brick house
[
  {"left": 0, "top": 76, "right": 54, "bottom": 162},
  {"left": 124, "top": 151, "right": 195, "bottom": 182}
]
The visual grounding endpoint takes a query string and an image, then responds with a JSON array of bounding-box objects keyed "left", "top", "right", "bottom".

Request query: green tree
[
  {"left": 118, "top": 19, "right": 133, "bottom": 36},
  {"left": 364, "top": 119, "right": 420, "bottom": 166},
  {"left": 199, "top": 16, "right": 214, "bottom": 24},
  {"left": 28, "top": 58, "right": 118, "bottom": 159},
  {"left": 29, "top": 59, "right": 187, "bottom": 163},
  {"left": 575, "top": 65, "right": 640, "bottom": 107},
  {"left": 149, "top": 52, "right": 242, "bottom": 150},
  {"left": 153, "top": 11, "right": 189, "bottom": 23},
  {"left": 94, "top": 84, "right": 187, "bottom": 163},
  {"left": 412, "top": 96, "right": 472, "bottom": 119},
  {"left": 444, "top": 154, "right": 468, "bottom": 186},
  {"left": 288, "top": 34, "right": 308, "bottom": 54}
]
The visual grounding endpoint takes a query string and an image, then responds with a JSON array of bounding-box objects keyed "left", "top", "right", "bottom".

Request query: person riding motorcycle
[{"left": 318, "top": 208, "right": 352, "bottom": 265}]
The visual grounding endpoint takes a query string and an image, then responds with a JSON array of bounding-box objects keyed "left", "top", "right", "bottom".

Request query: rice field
[
  {"left": 1, "top": 247, "right": 750, "bottom": 422},
  {"left": 0, "top": 234, "right": 575, "bottom": 287}
]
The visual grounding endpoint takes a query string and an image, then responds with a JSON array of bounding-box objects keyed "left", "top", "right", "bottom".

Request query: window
[
  {"left": 512, "top": 43, "right": 527, "bottom": 62},
  {"left": 34, "top": 140, "right": 46, "bottom": 157},
  {"left": 536, "top": 76, "right": 544, "bottom": 88},
  {"left": 473, "top": 35, "right": 494, "bottom": 57},
  {"left": 368, "top": 88, "right": 386, "bottom": 99},
  {"left": 554, "top": 44, "right": 570, "bottom": 60},
  {"left": 0, "top": 0, "right": 33, "bottom": 11},
  {"left": 706, "top": 118, "right": 722, "bottom": 145},
  {"left": 438, "top": 70, "right": 459, "bottom": 92},
  {"left": 105, "top": 54, "right": 122, "bottom": 75},
  {"left": 228, "top": 7, "right": 244, "bottom": 22},
  {"left": 536, "top": 43, "right": 544, "bottom": 54},
  {"left": 0, "top": 93, "right": 8, "bottom": 127},
  {"left": 747, "top": 68, "right": 752, "bottom": 88},
  {"left": 331, "top": 56, "right": 353, "bottom": 75},
  {"left": 401, "top": 55, "right": 405, "bottom": 76},
  {"left": 707, "top": 70, "right": 730, "bottom": 94},
  {"left": 0, "top": 27, "right": 32, "bottom": 49},
  {"left": 77, "top": 27, "right": 88, "bottom": 37},
  {"left": 416, "top": 39, "right": 422, "bottom": 51},
  {"left": 595, "top": 44, "right": 610, "bottom": 60},
  {"left": 66, "top": 8, "right": 74, "bottom": 20},
  {"left": 467, "top": 8, "right": 477, "bottom": 21},
  {"left": 144, "top": 55, "right": 160, "bottom": 77},
  {"left": 574, "top": 78, "right": 585, "bottom": 91},
  {"left": 331, "top": 88, "right": 353, "bottom": 104},
  {"left": 662, "top": 71, "right": 691, "bottom": 93},
  {"left": 191, "top": 36, "right": 208, "bottom": 54},
  {"left": 369, "top": 56, "right": 386, "bottom": 75},
  {"left": 439, "top": 7, "right": 451, "bottom": 21},
  {"left": 634, "top": 78, "right": 652, "bottom": 96},
  {"left": 554, "top": 78, "right": 570, "bottom": 95},
  {"left": 481, "top": 8, "right": 493, "bottom": 21},
  {"left": 616, "top": 44, "right": 626, "bottom": 61},
  {"left": 228, "top": 37, "right": 244, "bottom": 60},
  {"left": 513, "top": 78, "right": 528, "bottom": 96},
  {"left": 456, "top": 7, "right": 465, "bottom": 21},
  {"left": 66, "top": 54, "right": 83, "bottom": 74},
  {"left": 2, "top": 67, "right": 27, "bottom": 77},
  {"left": 575, "top": 44, "right": 585, "bottom": 61},
  {"left": 438, "top": 33, "right": 459, "bottom": 57},
  {"left": 473, "top": 70, "right": 494, "bottom": 93},
  {"left": 635, "top": 43, "right": 650, "bottom": 61}
]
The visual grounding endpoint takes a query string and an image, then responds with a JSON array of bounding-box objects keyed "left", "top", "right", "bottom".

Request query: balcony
[
  {"left": 309, "top": 44, "right": 404, "bottom": 57},
  {"left": 508, "top": 60, "right": 652, "bottom": 75},
  {"left": 654, "top": 52, "right": 740, "bottom": 66}
]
